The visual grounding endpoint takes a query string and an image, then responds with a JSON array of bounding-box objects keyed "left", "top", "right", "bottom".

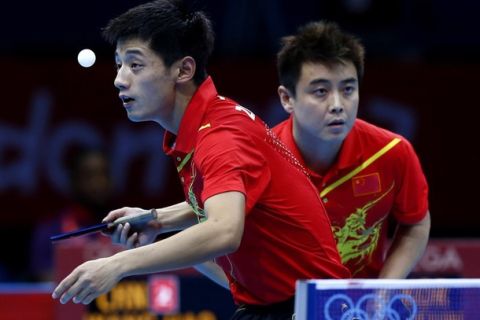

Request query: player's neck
[
  {"left": 157, "top": 81, "right": 198, "bottom": 134},
  {"left": 293, "top": 129, "right": 342, "bottom": 175}
]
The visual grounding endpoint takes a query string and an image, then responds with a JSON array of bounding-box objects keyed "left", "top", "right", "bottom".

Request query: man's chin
[
  {"left": 323, "top": 132, "right": 347, "bottom": 142},
  {"left": 127, "top": 113, "right": 145, "bottom": 122}
]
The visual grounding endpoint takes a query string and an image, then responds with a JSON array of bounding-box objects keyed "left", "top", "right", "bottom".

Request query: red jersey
[
  {"left": 163, "top": 77, "right": 350, "bottom": 305},
  {"left": 273, "top": 116, "right": 429, "bottom": 278}
]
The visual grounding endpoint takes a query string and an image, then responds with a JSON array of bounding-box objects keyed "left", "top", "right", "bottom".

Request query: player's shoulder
[
  {"left": 196, "top": 95, "right": 265, "bottom": 146},
  {"left": 203, "top": 95, "right": 259, "bottom": 127},
  {"left": 353, "top": 119, "right": 416, "bottom": 155},
  {"left": 206, "top": 95, "right": 248, "bottom": 116},
  {"left": 355, "top": 119, "right": 402, "bottom": 141}
]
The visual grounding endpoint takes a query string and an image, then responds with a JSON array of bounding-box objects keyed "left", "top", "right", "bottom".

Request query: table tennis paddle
[{"left": 50, "top": 209, "right": 157, "bottom": 242}]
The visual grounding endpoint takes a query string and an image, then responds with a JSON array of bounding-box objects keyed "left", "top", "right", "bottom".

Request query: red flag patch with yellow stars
[{"left": 352, "top": 173, "right": 381, "bottom": 196}]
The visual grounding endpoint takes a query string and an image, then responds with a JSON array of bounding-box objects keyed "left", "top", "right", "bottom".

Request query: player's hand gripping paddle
[{"left": 49, "top": 209, "right": 157, "bottom": 242}]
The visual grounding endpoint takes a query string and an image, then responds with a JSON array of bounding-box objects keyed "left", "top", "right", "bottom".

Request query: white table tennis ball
[{"left": 77, "top": 49, "right": 96, "bottom": 68}]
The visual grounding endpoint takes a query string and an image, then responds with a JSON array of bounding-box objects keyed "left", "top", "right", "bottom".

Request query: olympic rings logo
[{"left": 323, "top": 292, "right": 417, "bottom": 320}]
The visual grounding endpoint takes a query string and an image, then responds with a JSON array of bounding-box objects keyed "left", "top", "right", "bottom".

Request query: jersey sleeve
[
  {"left": 392, "top": 138, "right": 429, "bottom": 224},
  {"left": 195, "top": 124, "right": 271, "bottom": 214}
]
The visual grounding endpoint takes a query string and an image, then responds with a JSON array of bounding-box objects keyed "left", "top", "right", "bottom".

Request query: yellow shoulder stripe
[{"left": 320, "top": 138, "right": 401, "bottom": 198}]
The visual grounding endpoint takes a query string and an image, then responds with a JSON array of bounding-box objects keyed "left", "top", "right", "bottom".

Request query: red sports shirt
[
  {"left": 163, "top": 77, "right": 350, "bottom": 305},
  {"left": 273, "top": 116, "right": 429, "bottom": 278}
]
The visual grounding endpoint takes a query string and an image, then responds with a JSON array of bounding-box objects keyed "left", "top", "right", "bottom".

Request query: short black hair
[
  {"left": 102, "top": 0, "right": 214, "bottom": 85},
  {"left": 277, "top": 21, "right": 365, "bottom": 95}
]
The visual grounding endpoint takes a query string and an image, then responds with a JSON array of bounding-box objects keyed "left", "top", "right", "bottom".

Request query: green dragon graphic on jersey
[{"left": 332, "top": 182, "right": 395, "bottom": 275}]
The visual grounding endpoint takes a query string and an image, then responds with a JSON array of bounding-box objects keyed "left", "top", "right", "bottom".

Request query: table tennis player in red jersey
[
  {"left": 52, "top": 1, "right": 350, "bottom": 318},
  {"left": 273, "top": 21, "right": 430, "bottom": 279}
]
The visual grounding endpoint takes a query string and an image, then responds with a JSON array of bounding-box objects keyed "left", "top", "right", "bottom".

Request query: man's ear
[
  {"left": 175, "top": 56, "right": 196, "bottom": 83},
  {"left": 277, "top": 85, "right": 295, "bottom": 114}
]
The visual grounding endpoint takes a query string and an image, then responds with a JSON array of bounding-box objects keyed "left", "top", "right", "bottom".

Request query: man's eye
[
  {"left": 314, "top": 88, "right": 327, "bottom": 96},
  {"left": 131, "top": 63, "right": 142, "bottom": 70},
  {"left": 344, "top": 86, "right": 355, "bottom": 95}
]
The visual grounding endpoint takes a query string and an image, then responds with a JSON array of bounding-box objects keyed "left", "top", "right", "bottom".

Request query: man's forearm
[
  {"left": 379, "top": 212, "right": 431, "bottom": 278},
  {"left": 156, "top": 201, "right": 197, "bottom": 233},
  {"left": 116, "top": 192, "right": 245, "bottom": 279},
  {"left": 112, "top": 215, "right": 240, "bottom": 279}
]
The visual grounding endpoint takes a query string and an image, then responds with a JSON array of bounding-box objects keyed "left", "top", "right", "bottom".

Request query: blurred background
[{"left": 0, "top": 0, "right": 479, "bottom": 315}]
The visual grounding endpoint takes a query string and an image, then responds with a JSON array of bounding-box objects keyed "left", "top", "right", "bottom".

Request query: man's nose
[
  {"left": 329, "top": 92, "right": 344, "bottom": 113},
  {"left": 114, "top": 67, "right": 128, "bottom": 90}
]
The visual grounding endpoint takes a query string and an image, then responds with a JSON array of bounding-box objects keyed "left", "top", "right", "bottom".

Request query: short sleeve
[
  {"left": 392, "top": 139, "right": 429, "bottom": 224},
  {"left": 195, "top": 124, "right": 271, "bottom": 214}
]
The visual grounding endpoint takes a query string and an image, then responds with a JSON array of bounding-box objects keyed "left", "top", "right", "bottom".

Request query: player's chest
[{"left": 315, "top": 167, "right": 396, "bottom": 227}]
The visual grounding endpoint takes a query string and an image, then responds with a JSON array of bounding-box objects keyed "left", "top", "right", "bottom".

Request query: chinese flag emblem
[
  {"left": 352, "top": 173, "right": 381, "bottom": 196},
  {"left": 149, "top": 275, "right": 180, "bottom": 315}
]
